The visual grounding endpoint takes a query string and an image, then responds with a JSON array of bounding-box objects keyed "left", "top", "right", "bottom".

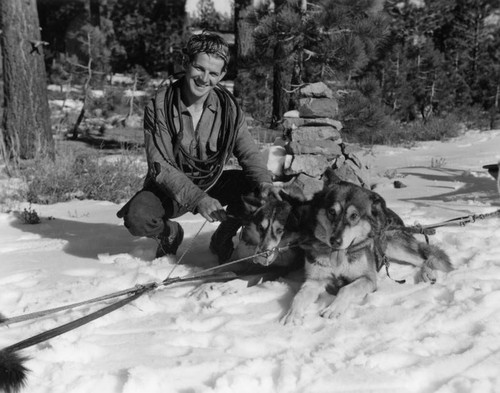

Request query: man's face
[{"left": 184, "top": 53, "right": 226, "bottom": 101}]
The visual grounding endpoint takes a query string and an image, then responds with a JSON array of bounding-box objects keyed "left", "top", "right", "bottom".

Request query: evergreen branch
[{"left": 283, "top": 83, "right": 307, "bottom": 94}]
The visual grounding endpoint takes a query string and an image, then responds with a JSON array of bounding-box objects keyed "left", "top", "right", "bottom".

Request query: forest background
[{"left": 0, "top": 0, "right": 499, "bottom": 206}]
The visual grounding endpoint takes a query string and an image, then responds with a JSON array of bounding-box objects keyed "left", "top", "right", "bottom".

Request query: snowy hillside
[{"left": 1, "top": 129, "right": 500, "bottom": 393}]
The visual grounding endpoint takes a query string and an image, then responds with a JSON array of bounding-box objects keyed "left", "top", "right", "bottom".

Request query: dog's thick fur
[
  {"left": 281, "top": 173, "right": 453, "bottom": 325},
  {"left": 232, "top": 189, "right": 307, "bottom": 269}
]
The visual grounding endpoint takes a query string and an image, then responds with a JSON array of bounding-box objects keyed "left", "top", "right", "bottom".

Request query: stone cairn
[{"left": 265, "top": 81, "right": 368, "bottom": 199}]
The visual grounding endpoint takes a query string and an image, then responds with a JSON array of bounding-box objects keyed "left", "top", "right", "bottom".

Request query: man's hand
[
  {"left": 196, "top": 196, "right": 227, "bottom": 222},
  {"left": 260, "top": 183, "right": 282, "bottom": 201}
]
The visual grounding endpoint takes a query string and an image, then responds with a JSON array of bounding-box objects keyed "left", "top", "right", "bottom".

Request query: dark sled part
[
  {"left": 483, "top": 163, "right": 499, "bottom": 180},
  {"left": 0, "top": 350, "right": 29, "bottom": 393}
]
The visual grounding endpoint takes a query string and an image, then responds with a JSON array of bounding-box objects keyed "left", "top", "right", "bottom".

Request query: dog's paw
[
  {"left": 319, "top": 300, "right": 348, "bottom": 319},
  {"left": 280, "top": 309, "right": 305, "bottom": 326},
  {"left": 416, "top": 263, "right": 437, "bottom": 284}
]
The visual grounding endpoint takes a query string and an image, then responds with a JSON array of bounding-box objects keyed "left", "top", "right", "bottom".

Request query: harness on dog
[
  {"left": 372, "top": 237, "right": 406, "bottom": 284},
  {"left": 342, "top": 236, "right": 406, "bottom": 285}
]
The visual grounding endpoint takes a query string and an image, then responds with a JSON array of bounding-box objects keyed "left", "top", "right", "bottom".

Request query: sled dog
[
  {"left": 232, "top": 189, "right": 307, "bottom": 269},
  {"left": 281, "top": 176, "right": 453, "bottom": 325},
  {"left": 235, "top": 170, "right": 402, "bottom": 270}
]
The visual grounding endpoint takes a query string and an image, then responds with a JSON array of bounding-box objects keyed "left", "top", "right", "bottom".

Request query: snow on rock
[{"left": 0, "top": 130, "right": 500, "bottom": 393}]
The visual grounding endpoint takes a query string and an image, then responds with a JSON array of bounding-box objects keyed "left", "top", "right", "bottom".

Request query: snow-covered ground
[{"left": 1, "top": 129, "right": 500, "bottom": 393}]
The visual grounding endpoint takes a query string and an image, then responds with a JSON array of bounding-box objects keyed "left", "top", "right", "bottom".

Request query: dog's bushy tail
[
  {"left": 0, "top": 350, "right": 29, "bottom": 393},
  {"left": 418, "top": 243, "right": 453, "bottom": 272}
]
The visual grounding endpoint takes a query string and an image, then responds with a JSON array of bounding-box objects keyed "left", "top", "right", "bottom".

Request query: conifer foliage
[
  {"left": 243, "top": 0, "right": 389, "bottom": 126},
  {"left": 376, "top": 0, "right": 500, "bottom": 124}
]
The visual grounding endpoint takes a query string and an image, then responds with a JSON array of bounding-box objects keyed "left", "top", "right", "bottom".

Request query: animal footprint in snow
[{"left": 188, "top": 280, "right": 245, "bottom": 301}]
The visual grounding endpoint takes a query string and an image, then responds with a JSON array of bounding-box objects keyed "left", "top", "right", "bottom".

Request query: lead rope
[
  {"left": 1, "top": 229, "right": 300, "bottom": 327},
  {"left": 0, "top": 239, "right": 299, "bottom": 393},
  {"left": 404, "top": 209, "right": 500, "bottom": 232},
  {"left": 161, "top": 219, "right": 209, "bottom": 283}
]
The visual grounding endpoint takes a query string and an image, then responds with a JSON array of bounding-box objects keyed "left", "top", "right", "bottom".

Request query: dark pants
[{"left": 117, "top": 169, "right": 254, "bottom": 238}]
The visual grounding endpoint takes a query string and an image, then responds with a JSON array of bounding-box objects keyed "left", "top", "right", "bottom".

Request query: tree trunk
[
  {"left": 288, "top": 50, "right": 303, "bottom": 111},
  {"left": 270, "top": 0, "right": 290, "bottom": 127},
  {"left": 233, "top": 0, "right": 253, "bottom": 98},
  {"left": 0, "top": 0, "right": 54, "bottom": 163},
  {"left": 271, "top": 42, "right": 289, "bottom": 127},
  {"left": 89, "top": 0, "right": 101, "bottom": 27},
  {"left": 71, "top": 31, "right": 93, "bottom": 140}
]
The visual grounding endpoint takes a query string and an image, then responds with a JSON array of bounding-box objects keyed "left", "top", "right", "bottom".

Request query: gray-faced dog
[{"left": 232, "top": 187, "right": 308, "bottom": 270}]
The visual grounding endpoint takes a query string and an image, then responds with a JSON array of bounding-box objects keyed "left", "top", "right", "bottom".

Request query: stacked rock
[{"left": 266, "top": 82, "right": 368, "bottom": 199}]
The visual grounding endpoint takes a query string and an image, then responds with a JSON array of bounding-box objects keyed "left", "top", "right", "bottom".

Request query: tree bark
[
  {"left": 233, "top": 0, "right": 253, "bottom": 98},
  {"left": 271, "top": 42, "right": 289, "bottom": 127},
  {"left": 270, "top": 0, "right": 290, "bottom": 127},
  {"left": 0, "top": 0, "right": 54, "bottom": 162}
]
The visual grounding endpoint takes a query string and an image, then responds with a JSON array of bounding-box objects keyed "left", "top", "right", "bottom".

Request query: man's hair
[{"left": 184, "top": 33, "right": 230, "bottom": 71}]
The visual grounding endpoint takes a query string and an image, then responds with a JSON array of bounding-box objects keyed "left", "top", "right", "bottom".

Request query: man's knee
[
  {"left": 210, "top": 170, "right": 254, "bottom": 210},
  {"left": 120, "top": 191, "right": 166, "bottom": 237}
]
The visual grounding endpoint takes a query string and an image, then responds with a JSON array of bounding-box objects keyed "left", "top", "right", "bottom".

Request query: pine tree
[
  {"left": 381, "top": 0, "right": 500, "bottom": 120},
  {"left": 377, "top": 0, "right": 468, "bottom": 120},
  {"left": 245, "top": 0, "right": 389, "bottom": 126},
  {"left": 110, "top": 0, "right": 186, "bottom": 74},
  {"left": 247, "top": 0, "right": 303, "bottom": 126},
  {"left": 486, "top": 28, "right": 500, "bottom": 122},
  {"left": 192, "top": 0, "right": 222, "bottom": 31}
]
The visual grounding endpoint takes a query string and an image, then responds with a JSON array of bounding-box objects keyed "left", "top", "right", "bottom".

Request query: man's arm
[
  {"left": 231, "top": 114, "right": 273, "bottom": 186},
  {"left": 231, "top": 113, "right": 281, "bottom": 199}
]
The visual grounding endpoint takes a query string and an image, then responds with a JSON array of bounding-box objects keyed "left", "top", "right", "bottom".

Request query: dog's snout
[{"left": 330, "top": 237, "right": 342, "bottom": 249}]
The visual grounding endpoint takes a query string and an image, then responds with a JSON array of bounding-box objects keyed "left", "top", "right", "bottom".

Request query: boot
[
  {"left": 209, "top": 217, "right": 241, "bottom": 264},
  {"left": 155, "top": 220, "right": 184, "bottom": 258}
]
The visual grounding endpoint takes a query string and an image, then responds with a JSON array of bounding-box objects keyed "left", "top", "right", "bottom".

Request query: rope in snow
[
  {"left": 0, "top": 271, "right": 240, "bottom": 353},
  {"left": 0, "top": 241, "right": 299, "bottom": 356},
  {"left": 162, "top": 219, "right": 209, "bottom": 283},
  {"left": 0, "top": 243, "right": 300, "bottom": 393},
  {"left": 403, "top": 209, "right": 500, "bottom": 233},
  {"left": 0, "top": 243, "right": 296, "bottom": 327}
]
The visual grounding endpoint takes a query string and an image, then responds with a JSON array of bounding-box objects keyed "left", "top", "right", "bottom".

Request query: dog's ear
[
  {"left": 369, "top": 191, "right": 405, "bottom": 229},
  {"left": 279, "top": 189, "right": 313, "bottom": 232},
  {"left": 386, "top": 208, "right": 405, "bottom": 227},
  {"left": 286, "top": 203, "right": 312, "bottom": 232},
  {"left": 280, "top": 188, "right": 311, "bottom": 207},
  {"left": 322, "top": 167, "right": 342, "bottom": 189},
  {"left": 369, "top": 192, "right": 390, "bottom": 232},
  {"left": 241, "top": 194, "right": 263, "bottom": 213}
]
